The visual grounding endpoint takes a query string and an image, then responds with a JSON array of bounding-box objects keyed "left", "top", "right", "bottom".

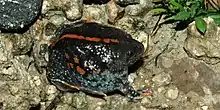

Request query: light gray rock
[
  {"left": 152, "top": 72, "right": 171, "bottom": 87},
  {"left": 184, "top": 17, "right": 220, "bottom": 64},
  {"left": 0, "top": 55, "right": 46, "bottom": 110},
  {"left": 107, "top": 0, "right": 124, "bottom": 24},
  {"left": 83, "top": 5, "right": 108, "bottom": 24},
  {"left": 165, "top": 88, "right": 179, "bottom": 100},
  {"left": 42, "top": 0, "right": 82, "bottom": 21}
]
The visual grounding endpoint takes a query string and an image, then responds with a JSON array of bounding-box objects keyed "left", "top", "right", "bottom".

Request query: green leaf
[
  {"left": 207, "top": 13, "right": 220, "bottom": 25},
  {"left": 213, "top": 18, "right": 220, "bottom": 25},
  {"left": 151, "top": 8, "right": 167, "bottom": 13},
  {"left": 195, "top": 17, "right": 207, "bottom": 33},
  {"left": 167, "top": 11, "right": 191, "bottom": 20},
  {"left": 196, "top": 8, "right": 207, "bottom": 16},
  {"left": 208, "top": 14, "right": 220, "bottom": 19},
  {"left": 169, "top": 0, "right": 184, "bottom": 11},
  {"left": 190, "top": 4, "right": 198, "bottom": 17}
]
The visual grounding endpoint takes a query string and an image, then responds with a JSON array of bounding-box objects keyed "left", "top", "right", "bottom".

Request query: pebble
[
  {"left": 46, "top": 85, "right": 58, "bottom": 101},
  {"left": 165, "top": 88, "right": 179, "bottom": 100},
  {"left": 107, "top": 0, "right": 122, "bottom": 24},
  {"left": 152, "top": 72, "right": 171, "bottom": 86},
  {"left": 83, "top": 5, "right": 107, "bottom": 23},
  {"left": 47, "top": 85, "right": 57, "bottom": 94},
  {"left": 201, "top": 106, "right": 208, "bottom": 110}
]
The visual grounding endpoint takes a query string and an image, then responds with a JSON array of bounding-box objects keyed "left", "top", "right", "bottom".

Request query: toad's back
[{"left": 47, "top": 20, "right": 144, "bottom": 97}]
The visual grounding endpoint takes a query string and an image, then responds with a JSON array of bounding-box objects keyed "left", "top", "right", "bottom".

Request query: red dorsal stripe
[
  {"left": 61, "top": 34, "right": 84, "bottom": 40},
  {"left": 85, "top": 37, "right": 101, "bottom": 42},
  {"left": 50, "top": 34, "right": 120, "bottom": 47},
  {"left": 103, "top": 38, "right": 110, "bottom": 43}
]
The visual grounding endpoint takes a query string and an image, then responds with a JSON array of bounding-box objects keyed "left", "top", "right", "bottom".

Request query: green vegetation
[{"left": 151, "top": 0, "right": 220, "bottom": 34}]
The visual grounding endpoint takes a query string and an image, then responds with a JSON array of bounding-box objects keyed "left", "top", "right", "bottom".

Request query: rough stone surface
[
  {"left": 4, "top": 33, "right": 33, "bottom": 55},
  {"left": 152, "top": 72, "right": 171, "bottom": 87},
  {"left": 165, "top": 88, "right": 179, "bottom": 100},
  {"left": 107, "top": 0, "right": 123, "bottom": 24},
  {"left": 0, "top": 0, "right": 43, "bottom": 32},
  {"left": 0, "top": 55, "right": 46, "bottom": 110},
  {"left": 83, "top": 5, "right": 108, "bottom": 24},
  {"left": 41, "top": 0, "right": 82, "bottom": 21},
  {"left": 125, "top": 0, "right": 154, "bottom": 16},
  {"left": 184, "top": 17, "right": 220, "bottom": 64}
]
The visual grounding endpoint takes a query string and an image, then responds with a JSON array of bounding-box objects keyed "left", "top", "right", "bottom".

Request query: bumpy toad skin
[{"left": 47, "top": 20, "right": 144, "bottom": 99}]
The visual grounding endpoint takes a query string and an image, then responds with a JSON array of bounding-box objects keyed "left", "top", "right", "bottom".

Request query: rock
[
  {"left": 165, "top": 88, "right": 179, "bottom": 100},
  {"left": 107, "top": 0, "right": 124, "bottom": 24},
  {"left": 32, "top": 40, "right": 49, "bottom": 74},
  {"left": 128, "top": 72, "right": 137, "bottom": 83},
  {"left": 142, "top": 11, "right": 177, "bottom": 64},
  {"left": 141, "top": 97, "right": 151, "bottom": 104},
  {"left": 0, "top": 0, "right": 43, "bottom": 32},
  {"left": 60, "top": 93, "right": 88, "bottom": 109},
  {"left": 124, "top": 0, "right": 154, "bottom": 16},
  {"left": 152, "top": 72, "right": 171, "bottom": 87},
  {"left": 83, "top": 5, "right": 107, "bottom": 23},
  {"left": 42, "top": 0, "right": 82, "bottom": 21},
  {"left": 201, "top": 106, "right": 208, "bottom": 110},
  {"left": 170, "top": 57, "right": 220, "bottom": 97},
  {"left": 0, "top": 36, "right": 10, "bottom": 63},
  {"left": 0, "top": 55, "right": 45, "bottom": 109},
  {"left": 125, "top": 4, "right": 143, "bottom": 16},
  {"left": 48, "top": 12, "right": 67, "bottom": 27},
  {"left": 115, "top": 16, "right": 147, "bottom": 34},
  {"left": 56, "top": 104, "right": 76, "bottom": 110},
  {"left": 3, "top": 33, "right": 33, "bottom": 55},
  {"left": 46, "top": 85, "right": 57, "bottom": 101},
  {"left": 170, "top": 57, "right": 204, "bottom": 96},
  {"left": 136, "top": 31, "right": 148, "bottom": 49},
  {"left": 63, "top": 0, "right": 83, "bottom": 21},
  {"left": 195, "top": 63, "right": 220, "bottom": 94},
  {"left": 140, "top": 0, "right": 154, "bottom": 8},
  {"left": 161, "top": 57, "right": 174, "bottom": 68},
  {"left": 184, "top": 17, "right": 220, "bottom": 64}
]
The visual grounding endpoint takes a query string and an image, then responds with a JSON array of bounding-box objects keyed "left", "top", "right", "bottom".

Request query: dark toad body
[{"left": 47, "top": 20, "right": 148, "bottom": 100}]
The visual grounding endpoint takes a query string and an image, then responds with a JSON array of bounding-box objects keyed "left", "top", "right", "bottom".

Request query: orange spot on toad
[
  {"left": 73, "top": 57, "right": 79, "bottom": 64},
  {"left": 76, "top": 66, "right": 86, "bottom": 75}
]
